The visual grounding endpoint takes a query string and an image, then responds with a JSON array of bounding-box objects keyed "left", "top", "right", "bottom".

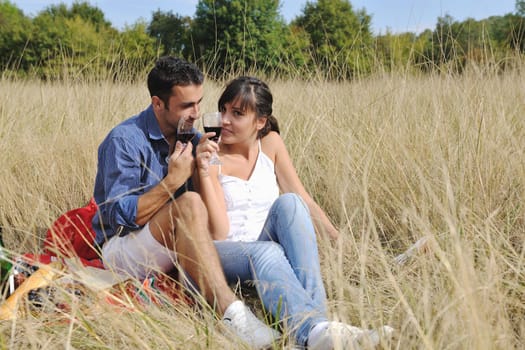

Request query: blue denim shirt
[{"left": 92, "top": 105, "right": 200, "bottom": 246}]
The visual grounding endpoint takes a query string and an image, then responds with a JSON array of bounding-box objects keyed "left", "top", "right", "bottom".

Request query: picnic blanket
[{"left": 0, "top": 199, "right": 191, "bottom": 321}]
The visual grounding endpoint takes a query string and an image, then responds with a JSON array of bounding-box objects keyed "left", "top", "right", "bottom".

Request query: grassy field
[{"left": 0, "top": 65, "right": 524, "bottom": 349}]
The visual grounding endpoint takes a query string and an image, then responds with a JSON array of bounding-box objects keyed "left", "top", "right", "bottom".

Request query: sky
[{"left": 11, "top": 0, "right": 518, "bottom": 34}]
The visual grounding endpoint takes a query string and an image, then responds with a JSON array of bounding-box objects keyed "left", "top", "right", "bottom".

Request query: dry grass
[{"left": 0, "top": 66, "right": 524, "bottom": 349}]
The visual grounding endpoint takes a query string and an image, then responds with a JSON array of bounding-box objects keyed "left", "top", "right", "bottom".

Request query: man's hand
[
  {"left": 165, "top": 141, "right": 194, "bottom": 190},
  {"left": 135, "top": 141, "right": 195, "bottom": 226}
]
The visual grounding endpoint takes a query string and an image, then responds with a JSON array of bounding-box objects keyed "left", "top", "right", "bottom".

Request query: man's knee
[
  {"left": 172, "top": 192, "right": 207, "bottom": 217},
  {"left": 171, "top": 192, "right": 209, "bottom": 241}
]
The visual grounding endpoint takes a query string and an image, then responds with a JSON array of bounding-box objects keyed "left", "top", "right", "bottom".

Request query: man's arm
[{"left": 135, "top": 140, "right": 195, "bottom": 225}]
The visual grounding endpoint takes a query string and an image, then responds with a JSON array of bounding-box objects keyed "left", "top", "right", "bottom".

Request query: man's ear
[{"left": 151, "top": 96, "right": 163, "bottom": 110}]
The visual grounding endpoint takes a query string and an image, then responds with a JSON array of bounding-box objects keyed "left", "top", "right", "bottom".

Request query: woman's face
[{"left": 220, "top": 98, "right": 266, "bottom": 144}]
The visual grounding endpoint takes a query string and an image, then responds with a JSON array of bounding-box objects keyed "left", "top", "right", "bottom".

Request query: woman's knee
[
  {"left": 276, "top": 193, "right": 309, "bottom": 214},
  {"left": 271, "top": 193, "right": 313, "bottom": 231}
]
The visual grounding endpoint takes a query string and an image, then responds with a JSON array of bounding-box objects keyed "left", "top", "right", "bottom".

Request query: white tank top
[{"left": 218, "top": 140, "right": 279, "bottom": 241}]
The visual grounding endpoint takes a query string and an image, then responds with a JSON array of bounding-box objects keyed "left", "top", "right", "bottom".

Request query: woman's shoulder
[
  {"left": 261, "top": 131, "right": 282, "bottom": 143},
  {"left": 261, "top": 131, "right": 284, "bottom": 148},
  {"left": 261, "top": 131, "right": 285, "bottom": 161}
]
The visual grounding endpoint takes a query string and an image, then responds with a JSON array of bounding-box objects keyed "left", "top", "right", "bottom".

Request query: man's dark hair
[{"left": 147, "top": 56, "right": 204, "bottom": 106}]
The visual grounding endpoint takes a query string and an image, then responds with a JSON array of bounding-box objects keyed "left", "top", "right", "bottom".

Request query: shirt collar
[{"left": 144, "top": 104, "right": 164, "bottom": 141}]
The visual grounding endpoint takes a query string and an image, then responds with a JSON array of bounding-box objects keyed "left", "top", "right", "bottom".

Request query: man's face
[{"left": 155, "top": 84, "right": 204, "bottom": 137}]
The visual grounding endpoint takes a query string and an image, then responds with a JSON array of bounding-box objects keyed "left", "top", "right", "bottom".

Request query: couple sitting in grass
[{"left": 92, "top": 56, "right": 393, "bottom": 349}]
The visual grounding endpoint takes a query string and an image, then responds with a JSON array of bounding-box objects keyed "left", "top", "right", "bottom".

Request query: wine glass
[
  {"left": 202, "top": 111, "right": 222, "bottom": 165},
  {"left": 177, "top": 116, "right": 198, "bottom": 146}
]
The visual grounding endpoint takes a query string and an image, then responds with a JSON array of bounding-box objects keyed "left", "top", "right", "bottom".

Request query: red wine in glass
[
  {"left": 203, "top": 126, "right": 222, "bottom": 142},
  {"left": 177, "top": 131, "right": 196, "bottom": 144},
  {"left": 202, "top": 112, "right": 222, "bottom": 165},
  {"left": 177, "top": 117, "right": 197, "bottom": 144}
]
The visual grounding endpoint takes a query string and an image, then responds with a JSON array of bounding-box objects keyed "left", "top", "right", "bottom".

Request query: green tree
[
  {"left": 23, "top": 1, "right": 158, "bottom": 80},
  {"left": 147, "top": 10, "right": 192, "bottom": 58},
  {"left": 516, "top": 0, "right": 525, "bottom": 16},
  {"left": 426, "top": 14, "right": 513, "bottom": 72},
  {"left": 0, "top": 1, "right": 32, "bottom": 72},
  {"left": 282, "top": 24, "right": 312, "bottom": 74},
  {"left": 429, "top": 15, "right": 463, "bottom": 70},
  {"left": 113, "top": 21, "right": 159, "bottom": 79},
  {"left": 28, "top": 10, "right": 103, "bottom": 78},
  {"left": 374, "top": 31, "right": 420, "bottom": 72},
  {"left": 489, "top": 14, "right": 525, "bottom": 53},
  {"left": 69, "top": 1, "right": 111, "bottom": 31},
  {"left": 446, "top": 17, "right": 490, "bottom": 66},
  {"left": 413, "top": 29, "right": 435, "bottom": 71},
  {"left": 293, "top": 0, "right": 374, "bottom": 78},
  {"left": 22, "top": 1, "right": 122, "bottom": 79},
  {"left": 40, "top": 1, "right": 111, "bottom": 31},
  {"left": 192, "top": 0, "right": 290, "bottom": 76}
]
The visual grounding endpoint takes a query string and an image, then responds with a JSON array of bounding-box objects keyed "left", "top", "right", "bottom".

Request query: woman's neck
[{"left": 221, "top": 138, "right": 258, "bottom": 159}]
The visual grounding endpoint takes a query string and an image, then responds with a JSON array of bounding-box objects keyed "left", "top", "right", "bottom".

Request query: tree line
[{"left": 1, "top": 0, "right": 525, "bottom": 80}]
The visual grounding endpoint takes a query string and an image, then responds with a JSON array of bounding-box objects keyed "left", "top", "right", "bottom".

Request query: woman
[{"left": 196, "top": 77, "right": 392, "bottom": 349}]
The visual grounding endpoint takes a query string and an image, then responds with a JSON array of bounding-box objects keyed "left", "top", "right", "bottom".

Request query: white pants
[{"left": 101, "top": 223, "right": 178, "bottom": 280}]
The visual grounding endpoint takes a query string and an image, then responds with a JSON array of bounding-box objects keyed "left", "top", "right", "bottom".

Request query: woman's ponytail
[{"left": 259, "top": 114, "right": 280, "bottom": 138}]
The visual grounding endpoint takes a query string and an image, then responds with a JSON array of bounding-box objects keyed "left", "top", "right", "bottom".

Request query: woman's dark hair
[
  {"left": 218, "top": 76, "right": 279, "bottom": 138},
  {"left": 147, "top": 56, "right": 204, "bottom": 107}
]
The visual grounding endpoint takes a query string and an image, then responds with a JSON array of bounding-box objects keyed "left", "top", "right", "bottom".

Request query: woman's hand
[
  {"left": 194, "top": 132, "right": 229, "bottom": 240},
  {"left": 322, "top": 221, "right": 340, "bottom": 240},
  {"left": 195, "top": 132, "right": 219, "bottom": 176}
]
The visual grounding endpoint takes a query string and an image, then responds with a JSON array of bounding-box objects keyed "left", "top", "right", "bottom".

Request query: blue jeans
[{"left": 215, "top": 193, "right": 328, "bottom": 346}]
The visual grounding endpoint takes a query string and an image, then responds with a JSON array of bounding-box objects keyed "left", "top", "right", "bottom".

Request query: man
[{"left": 92, "top": 56, "right": 279, "bottom": 349}]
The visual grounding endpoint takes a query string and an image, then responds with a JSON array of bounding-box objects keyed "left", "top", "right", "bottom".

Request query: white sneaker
[
  {"left": 222, "top": 300, "right": 281, "bottom": 349},
  {"left": 308, "top": 321, "right": 394, "bottom": 350}
]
